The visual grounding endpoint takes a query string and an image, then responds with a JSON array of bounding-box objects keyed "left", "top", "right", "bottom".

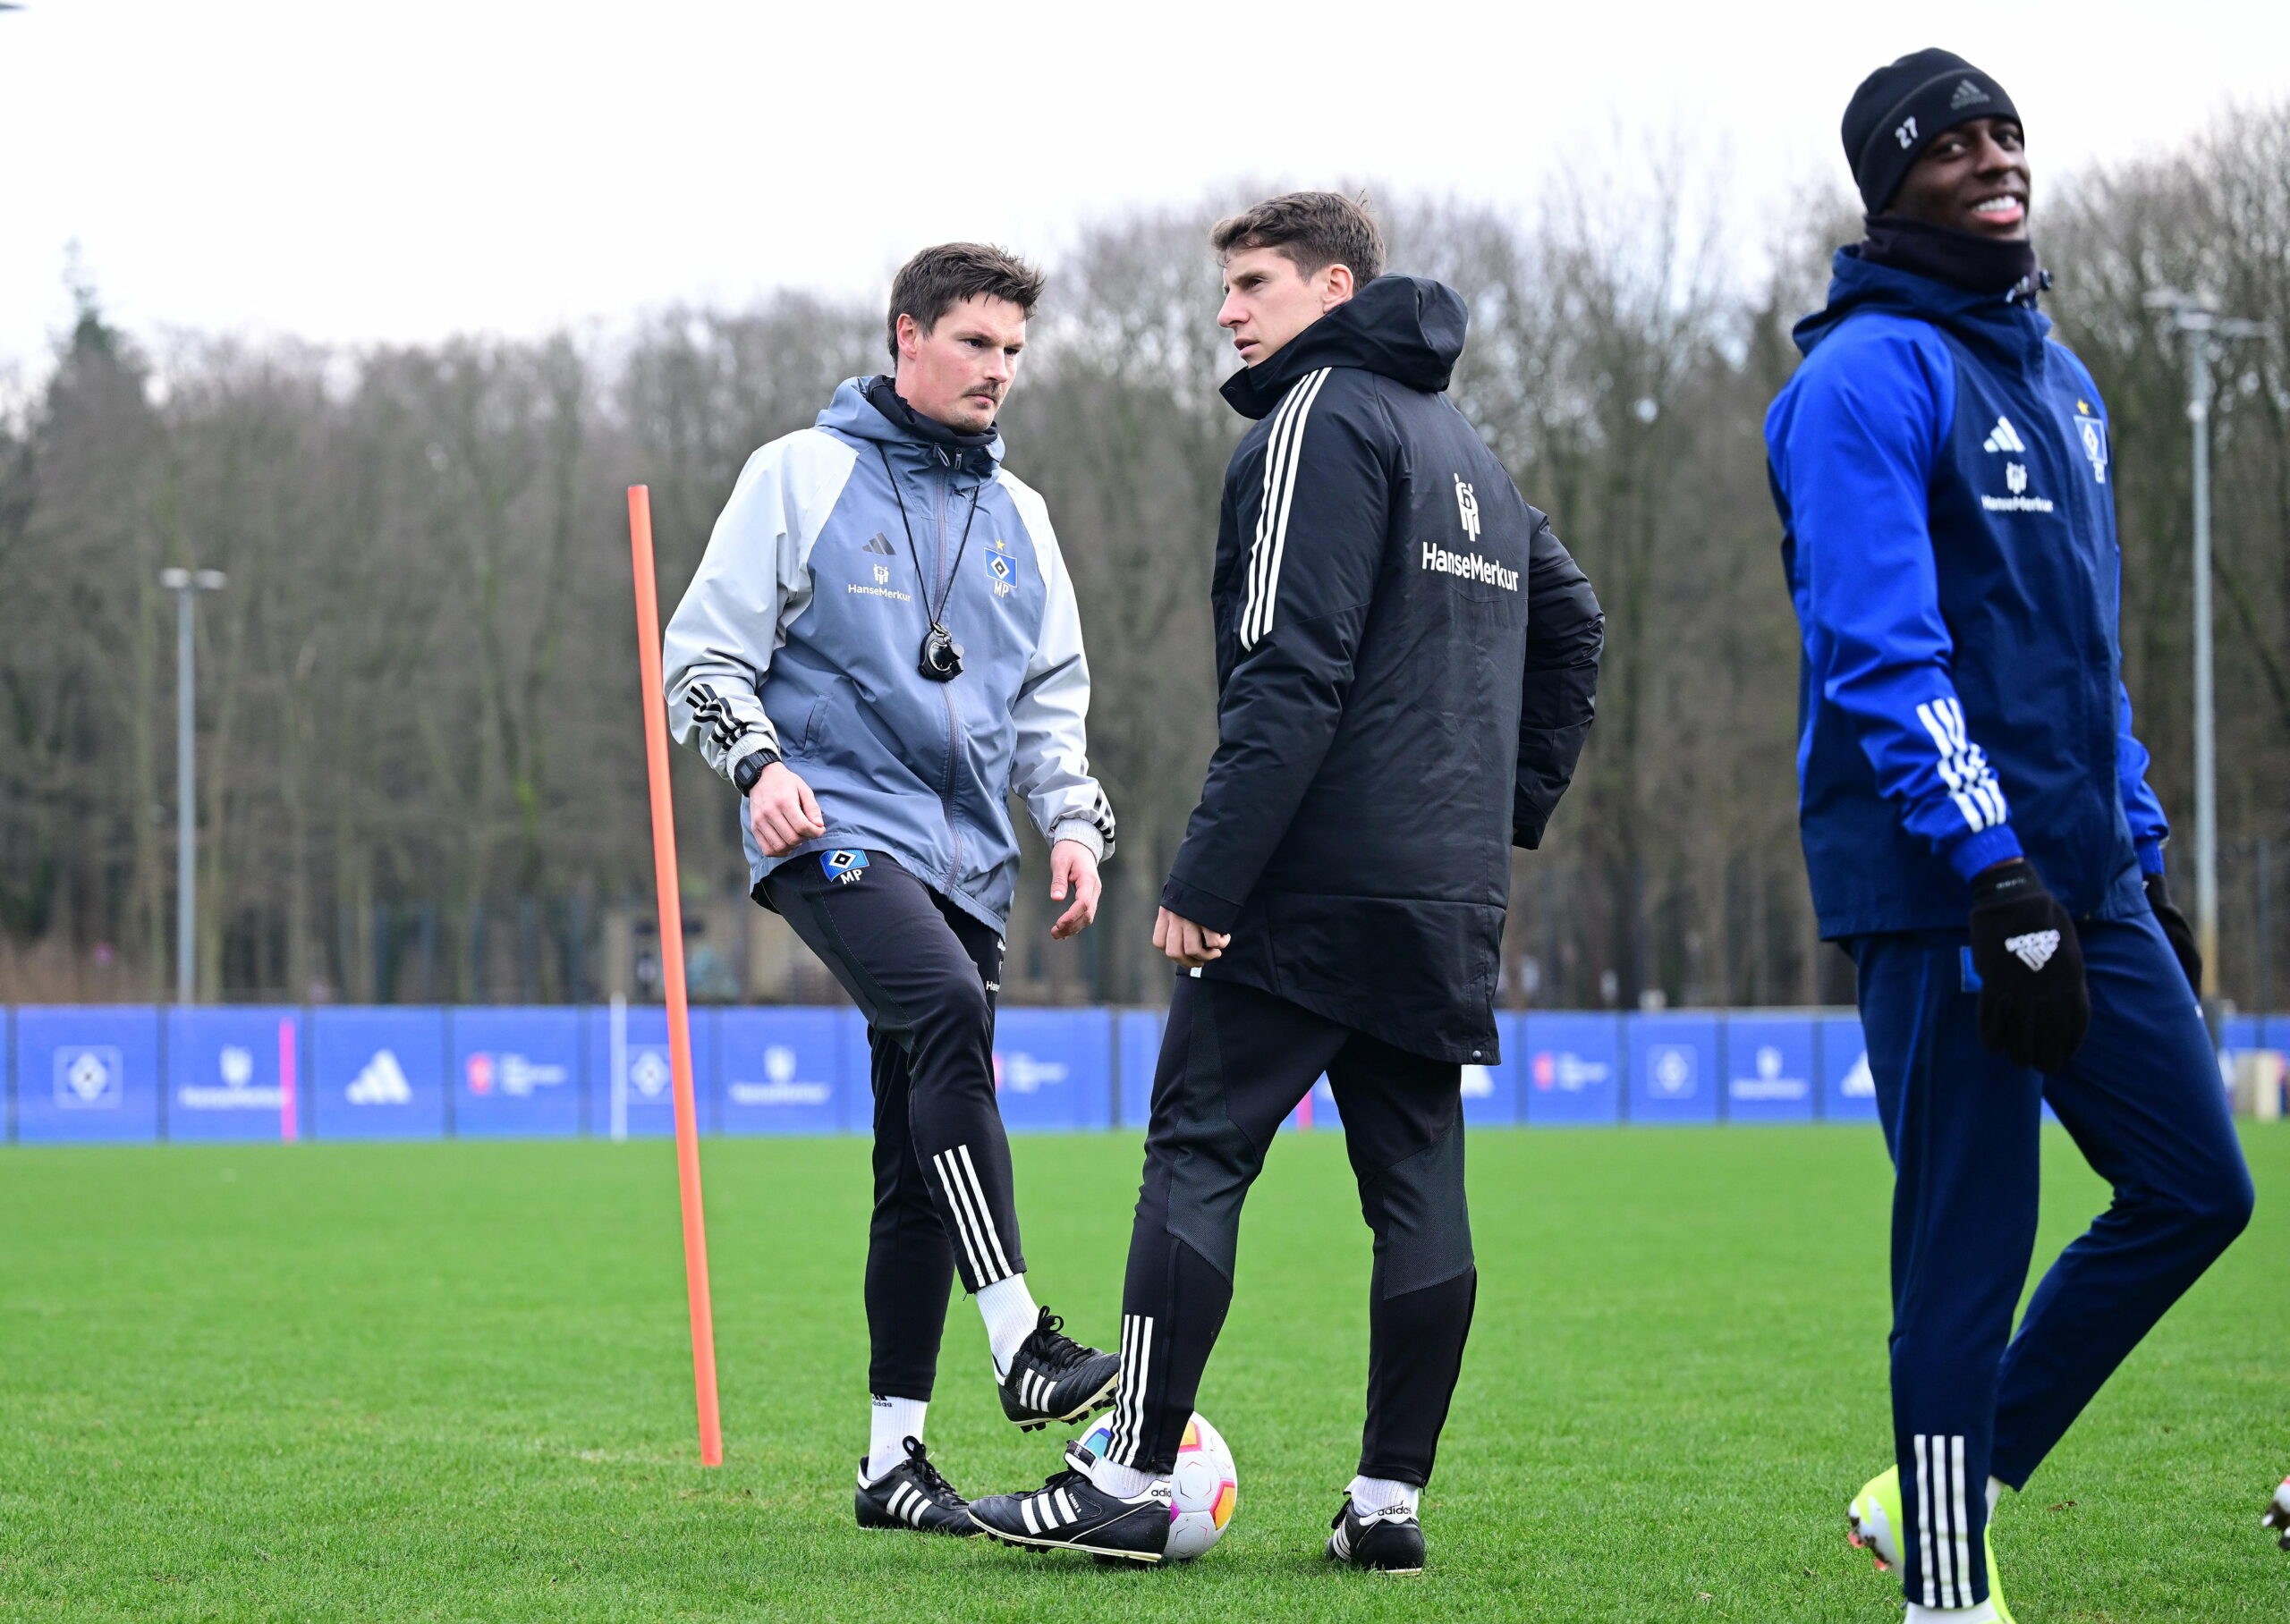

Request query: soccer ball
[{"left": 1080, "top": 1411, "right": 1238, "bottom": 1561}]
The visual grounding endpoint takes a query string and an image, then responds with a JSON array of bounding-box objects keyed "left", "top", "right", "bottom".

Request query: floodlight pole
[
  {"left": 160, "top": 567, "right": 226, "bottom": 1004},
  {"left": 2142, "top": 290, "right": 2273, "bottom": 1004}
]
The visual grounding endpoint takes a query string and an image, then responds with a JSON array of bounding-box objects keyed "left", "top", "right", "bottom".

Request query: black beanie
[{"left": 1841, "top": 48, "right": 2019, "bottom": 213}]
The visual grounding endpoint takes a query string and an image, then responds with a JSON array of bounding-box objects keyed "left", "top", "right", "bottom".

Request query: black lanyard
[
  {"left": 878, "top": 443, "right": 984, "bottom": 634},
  {"left": 878, "top": 444, "right": 983, "bottom": 681}
]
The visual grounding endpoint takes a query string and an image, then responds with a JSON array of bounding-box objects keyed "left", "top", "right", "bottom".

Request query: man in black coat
[{"left": 970, "top": 192, "right": 1603, "bottom": 1569}]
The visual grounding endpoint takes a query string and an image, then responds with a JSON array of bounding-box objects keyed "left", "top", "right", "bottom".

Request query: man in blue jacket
[
  {"left": 665, "top": 243, "right": 1122, "bottom": 1535},
  {"left": 1767, "top": 50, "right": 2253, "bottom": 1622}
]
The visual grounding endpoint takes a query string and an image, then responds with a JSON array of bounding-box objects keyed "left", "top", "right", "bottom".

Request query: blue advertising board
[
  {"left": 718, "top": 1007, "right": 849, "bottom": 1136},
  {"left": 1627, "top": 1012, "right": 1720, "bottom": 1125},
  {"left": 1460, "top": 1012, "right": 1524, "bottom": 1127},
  {"left": 309, "top": 1007, "right": 449, "bottom": 1139},
  {"left": 993, "top": 1008, "right": 1113, "bottom": 1132},
  {"left": 451, "top": 1007, "right": 584, "bottom": 1138},
  {"left": 11, "top": 1001, "right": 2274, "bottom": 1146},
  {"left": 1723, "top": 1016, "right": 1818, "bottom": 1125},
  {"left": 585, "top": 1005, "right": 719, "bottom": 1138},
  {"left": 1520, "top": 1011, "right": 1622, "bottom": 1126},
  {"left": 13, "top": 1005, "right": 163, "bottom": 1144},
  {"left": 1818, "top": 1013, "right": 1881, "bottom": 1123},
  {"left": 166, "top": 1006, "right": 302, "bottom": 1143},
  {"left": 1117, "top": 1009, "right": 1163, "bottom": 1130}
]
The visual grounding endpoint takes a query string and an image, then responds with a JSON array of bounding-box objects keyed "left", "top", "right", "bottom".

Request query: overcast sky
[{"left": 5, "top": 0, "right": 2288, "bottom": 374}]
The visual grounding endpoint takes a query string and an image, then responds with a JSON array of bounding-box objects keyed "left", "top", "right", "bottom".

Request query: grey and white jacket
[{"left": 664, "top": 376, "right": 1115, "bottom": 931}]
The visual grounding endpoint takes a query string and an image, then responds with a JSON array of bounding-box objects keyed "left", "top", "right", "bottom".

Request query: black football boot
[
  {"left": 1327, "top": 1493, "right": 1426, "bottom": 1574},
  {"left": 853, "top": 1436, "right": 976, "bottom": 1536},
  {"left": 997, "top": 1307, "right": 1119, "bottom": 1432},
  {"left": 967, "top": 1438, "right": 1171, "bottom": 1563}
]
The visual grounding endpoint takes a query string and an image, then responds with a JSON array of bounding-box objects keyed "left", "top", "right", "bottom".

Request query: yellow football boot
[{"left": 1847, "top": 1465, "right": 2014, "bottom": 1623}]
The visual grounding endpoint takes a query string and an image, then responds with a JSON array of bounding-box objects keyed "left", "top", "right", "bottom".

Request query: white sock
[
  {"left": 975, "top": 1275, "right": 1039, "bottom": 1377},
  {"left": 1346, "top": 1475, "right": 1421, "bottom": 1518},
  {"left": 1088, "top": 1453, "right": 1164, "bottom": 1500},
  {"left": 1987, "top": 1474, "right": 2006, "bottom": 1518},
  {"left": 864, "top": 1394, "right": 926, "bottom": 1484}
]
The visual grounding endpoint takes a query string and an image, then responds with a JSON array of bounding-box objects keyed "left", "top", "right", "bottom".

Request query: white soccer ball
[{"left": 1080, "top": 1411, "right": 1238, "bottom": 1561}]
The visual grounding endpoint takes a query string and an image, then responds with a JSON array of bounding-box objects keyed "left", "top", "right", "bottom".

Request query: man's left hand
[
  {"left": 1152, "top": 907, "right": 1230, "bottom": 968},
  {"left": 1049, "top": 841, "right": 1101, "bottom": 939}
]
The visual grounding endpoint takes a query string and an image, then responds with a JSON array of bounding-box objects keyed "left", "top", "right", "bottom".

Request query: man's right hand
[
  {"left": 1968, "top": 858, "right": 2090, "bottom": 1072},
  {"left": 748, "top": 763, "right": 826, "bottom": 857},
  {"left": 1153, "top": 907, "right": 1231, "bottom": 969},
  {"left": 2144, "top": 870, "right": 2203, "bottom": 995}
]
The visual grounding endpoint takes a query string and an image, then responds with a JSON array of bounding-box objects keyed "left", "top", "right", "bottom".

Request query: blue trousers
[{"left": 1850, "top": 909, "right": 2252, "bottom": 1611}]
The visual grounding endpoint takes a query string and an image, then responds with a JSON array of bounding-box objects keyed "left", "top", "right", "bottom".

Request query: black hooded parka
[{"left": 1159, "top": 275, "right": 1603, "bottom": 1063}]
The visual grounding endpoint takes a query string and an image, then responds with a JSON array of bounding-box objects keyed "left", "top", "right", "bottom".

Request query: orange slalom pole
[{"left": 625, "top": 484, "right": 725, "bottom": 1468}]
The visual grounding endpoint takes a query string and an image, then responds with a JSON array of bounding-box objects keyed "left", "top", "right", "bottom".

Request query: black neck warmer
[
  {"left": 864, "top": 375, "right": 997, "bottom": 451},
  {"left": 1859, "top": 216, "right": 2049, "bottom": 305}
]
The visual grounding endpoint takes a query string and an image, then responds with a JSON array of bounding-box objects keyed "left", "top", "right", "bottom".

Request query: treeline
[{"left": 4, "top": 106, "right": 2286, "bottom": 1010}]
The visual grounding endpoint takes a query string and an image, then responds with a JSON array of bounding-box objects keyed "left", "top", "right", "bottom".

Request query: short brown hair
[
  {"left": 886, "top": 242, "right": 1046, "bottom": 359},
  {"left": 1209, "top": 191, "right": 1385, "bottom": 283}
]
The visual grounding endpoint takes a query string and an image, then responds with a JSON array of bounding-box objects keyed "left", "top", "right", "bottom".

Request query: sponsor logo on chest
[
  {"left": 849, "top": 533, "right": 912, "bottom": 601},
  {"left": 1978, "top": 416, "right": 2056, "bottom": 514}
]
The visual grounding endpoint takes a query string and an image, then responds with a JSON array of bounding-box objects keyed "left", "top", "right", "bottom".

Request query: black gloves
[
  {"left": 2144, "top": 870, "right": 2202, "bottom": 995},
  {"left": 1968, "top": 858, "right": 2090, "bottom": 1073}
]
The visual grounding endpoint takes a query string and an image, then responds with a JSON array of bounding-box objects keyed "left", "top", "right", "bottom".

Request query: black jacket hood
[{"left": 1221, "top": 275, "right": 1467, "bottom": 420}]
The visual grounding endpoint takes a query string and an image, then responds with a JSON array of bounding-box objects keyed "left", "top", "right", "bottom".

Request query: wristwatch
[{"left": 732, "top": 746, "right": 781, "bottom": 796}]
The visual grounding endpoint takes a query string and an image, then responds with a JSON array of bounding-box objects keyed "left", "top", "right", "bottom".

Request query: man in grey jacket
[{"left": 664, "top": 243, "right": 1120, "bottom": 1535}]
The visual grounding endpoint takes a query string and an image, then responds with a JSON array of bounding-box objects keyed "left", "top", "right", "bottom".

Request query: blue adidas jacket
[
  {"left": 663, "top": 379, "right": 1115, "bottom": 931},
  {"left": 1765, "top": 250, "right": 2167, "bottom": 938}
]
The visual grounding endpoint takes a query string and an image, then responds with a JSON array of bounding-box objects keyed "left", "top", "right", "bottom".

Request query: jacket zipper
[{"left": 2026, "top": 358, "right": 2116, "bottom": 914}]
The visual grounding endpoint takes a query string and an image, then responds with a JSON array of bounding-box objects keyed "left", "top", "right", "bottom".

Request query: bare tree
[{"left": 4, "top": 112, "right": 2284, "bottom": 1010}]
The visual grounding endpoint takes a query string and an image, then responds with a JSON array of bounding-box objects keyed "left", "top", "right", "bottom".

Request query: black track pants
[
  {"left": 764, "top": 849, "right": 1022, "bottom": 1400},
  {"left": 1103, "top": 973, "right": 1477, "bottom": 1483}
]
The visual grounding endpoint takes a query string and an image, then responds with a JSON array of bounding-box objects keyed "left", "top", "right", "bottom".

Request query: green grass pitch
[{"left": 1, "top": 1125, "right": 2283, "bottom": 1621}]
